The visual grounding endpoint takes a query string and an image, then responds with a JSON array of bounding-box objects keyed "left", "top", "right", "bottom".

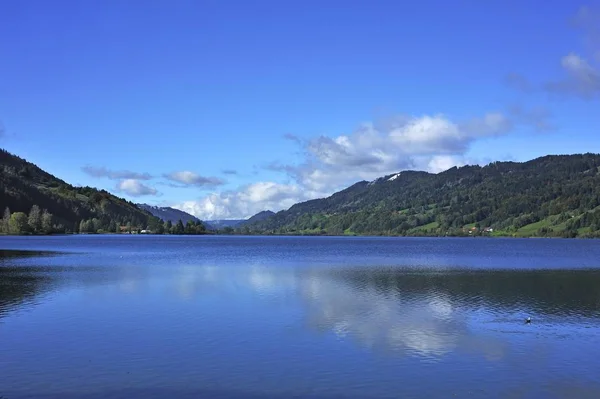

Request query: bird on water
[{"left": 525, "top": 317, "right": 531, "bottom": 324}]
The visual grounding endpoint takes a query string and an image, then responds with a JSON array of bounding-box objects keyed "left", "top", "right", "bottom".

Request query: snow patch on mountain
[{"left": 387, "top": 173, "right": 401, "bottom": 181}]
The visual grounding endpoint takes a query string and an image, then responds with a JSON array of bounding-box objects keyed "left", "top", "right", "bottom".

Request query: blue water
[{"left": 1, "top": 235, "right": 600, "bottom": 398}]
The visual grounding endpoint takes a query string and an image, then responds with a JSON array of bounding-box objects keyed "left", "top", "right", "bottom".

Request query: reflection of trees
[
  {"left": 0, "top": 250, "right": 57, "bottom": 320},
  {"left": 332, "top": 267, "right": 600, "bottom": 317}
]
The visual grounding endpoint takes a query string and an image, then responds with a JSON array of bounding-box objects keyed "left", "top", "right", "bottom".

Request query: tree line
[
  {"left": 0, "top": 205, "right": 208, "bottom": 235},
  {"left": 1, "top": 205, "right": 55, "bottom": 235},
  {"left": 1, "top": 148, "right": 165, "bottom": 234}
]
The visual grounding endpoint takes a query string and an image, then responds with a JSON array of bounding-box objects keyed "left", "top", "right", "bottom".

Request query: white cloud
[
  {"left": 511, "top": 6, "right": 600, "bottom": 100},
  {"left": 82, "top": 166, "right": 153, "bottom": 180},
  {"left": 459, "top": 112, "right": 514, "bottom": 137},
  {"left": 562, "top": 53, "right": 599, "bottom": 95},
  {"left": 174, "top": 108, "right": 547, "bottom": 219},
  {"left": 389, "top": 115, "right": 465, "bottom": 153},
  {"left": 542, "top": 53, "right": 600, "bottom": 99},
  {"left": 164, "top": 171, "right": 225, "bottom": 187},
  {"left": 116, "top": 179, "right": 158, "bottom": 197},
  {"left": 173, "top": 181, "right": 325, "bottom": 220},
  {"left": 573, "top": 5, "right": 600, "bottom": 57},
  {"left": 275, "top": 111, "right": 534, "bottom": 193},
  {"left": 426, "top": 155, "right": 467, "bottom": 173}
]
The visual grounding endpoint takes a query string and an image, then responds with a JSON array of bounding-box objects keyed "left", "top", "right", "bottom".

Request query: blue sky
[{"left": 1, "top": 0, "right": 600, "bottom": 219}]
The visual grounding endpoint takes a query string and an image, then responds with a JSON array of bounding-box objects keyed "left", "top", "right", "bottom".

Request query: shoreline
[{"left": 1, "top": 232, "right": 597, "bottom": 239}]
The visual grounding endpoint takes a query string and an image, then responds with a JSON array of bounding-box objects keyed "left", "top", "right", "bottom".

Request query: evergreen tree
[
  {"left": 28, "top": 205, "right": 42, "bottom": 233},
  {"left": 41, "top": 210, "right": 53, "bottom": 234},
  {"left": 185, "top": 220, "right": 195, "bottom": 234},
  {"left": 55, "top": 223, "right": 66, "bottom": 234},
  {"left": 91, "top": 218, "right": 101, "bottom": 233},
  {"left": 147, "top": 216, "right": 161, "bottom": 232},
  {"left": 9, "top": 212, "right": 29, "bottom": 234},
  {"left": 165, "top": 220, "right": 172, "bottom": 234},
  {"left": 173, "top": 219, "right": 185, "bottom": 235},
  {"left": 2, "top": 207, "right": 10, "bottom": 234},
  {"left": 195, "top": 221, "right": 206, "bottom": 234}
]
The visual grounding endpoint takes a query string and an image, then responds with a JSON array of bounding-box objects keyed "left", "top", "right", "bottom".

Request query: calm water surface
[{"left": 1, "top": 235, "right": 600, "bottom": 398}]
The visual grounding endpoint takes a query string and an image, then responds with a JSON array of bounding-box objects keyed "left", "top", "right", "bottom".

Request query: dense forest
[
  {"left": 244, "top": 154, "right": 600, "bottom": 238},
  {"left": 0, "top": 149, "right": 207, "bottom": 235}
]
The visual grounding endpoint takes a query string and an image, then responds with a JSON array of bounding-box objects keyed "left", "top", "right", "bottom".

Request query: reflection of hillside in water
[
  {"left": 0, "top": 250, "right": 58, "bottom": 319},
  {"left": 331, "top": 267, "right": 600, "bottom": 317},
  {"left": 306, "top": 267, "right": 600, "bottom": 358},
  {"left": 4, "top": 246, "right": 600, "bottom": 362},
  {"left": 0, "top": 249, "right": 121, "bottom": 320}
]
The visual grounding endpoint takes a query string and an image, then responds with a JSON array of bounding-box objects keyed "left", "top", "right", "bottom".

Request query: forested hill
[
  {"left": 247, "top": 154, "right": 600, "bottom": 238},
  {"left": 137, "top": 204, "right": 199, "bottom": 224},
  {"left": 0, "top": 148, "right": 159, "bottom": 233},
  {"left": 241, "top": 210, "right": 275, "bottom": 225}
]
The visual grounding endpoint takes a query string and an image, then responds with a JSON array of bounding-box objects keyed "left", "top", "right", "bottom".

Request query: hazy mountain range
[{"left": 136, "top": 204, "right": 275, "bottom": 230}]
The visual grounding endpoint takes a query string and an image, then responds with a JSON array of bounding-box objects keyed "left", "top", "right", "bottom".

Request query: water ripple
[{"left": 2, "top": 237, "right": 600, "bottom": 398}]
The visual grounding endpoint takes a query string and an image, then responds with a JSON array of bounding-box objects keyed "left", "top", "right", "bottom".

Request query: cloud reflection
[
  {"left": 170, "top": 265, "right": 507, "bottom": 361},
  {"left": 298, "top": 272, "right": 464, "bottom": 358},
  {"left": 121, "top": 263, "right": 600, "bottom": 364}
]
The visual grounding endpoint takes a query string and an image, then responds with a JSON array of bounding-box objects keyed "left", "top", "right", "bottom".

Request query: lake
[{"left": 1, "top": 235, "right": 600, "bottom": 398}]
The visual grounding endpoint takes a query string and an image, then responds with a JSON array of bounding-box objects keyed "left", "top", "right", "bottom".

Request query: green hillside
[
  {"left": 0, "top": 148, "right": 160, "bottom": 234},
  {"left": 246, "top": 154, "right": 600, "bottom": 238}
]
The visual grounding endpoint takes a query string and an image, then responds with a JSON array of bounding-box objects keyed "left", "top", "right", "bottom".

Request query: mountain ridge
[
  {"left": 245, "top": 153, "right": 600, "bottom": 238},
  {"left": 4, "top": 147, "right": 600, "bottom": 238},
  {"left": 240, "top": 210, "right": 275, "bottom": 226},
  {"left": 0, "top": 148, "right": 159, "bottom": 233},
  {"left": 137, "top": 204, "right": 200, "bottom": 225},
  {"left": 204, "top": 219, "right": 246, "bottom": 229}
]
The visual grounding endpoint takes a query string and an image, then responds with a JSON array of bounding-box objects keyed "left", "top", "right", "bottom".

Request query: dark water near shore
[{"left": 1, "top": 235, "right": 600, "bottom": 398}]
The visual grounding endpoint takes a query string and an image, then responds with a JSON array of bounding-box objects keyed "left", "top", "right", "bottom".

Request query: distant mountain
[
  {"left": 0, "top": 148, "right": 157, "bottom": 233},
  {"left": 205, "top": 211, "right": 275, "bottom": 230},
  {"left": 239, "top": 210, "right": 275, "bottom": 226},
  {"left": 136, "top": 205, "right": 271, "bottom": 231},
  {"left": 246, "top": 154, "right": 600, "bottom": 238},
  {"left": 137, "top": 204, "right": 199, "bottom": 224},
  {"left": 203, "top": 219, "right": 246, "bottom": 230}
]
